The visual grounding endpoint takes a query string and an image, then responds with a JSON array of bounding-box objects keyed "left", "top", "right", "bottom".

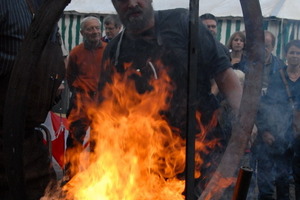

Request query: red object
[{"left": 43, "top": 112, "right": 69, "bottom": 168}]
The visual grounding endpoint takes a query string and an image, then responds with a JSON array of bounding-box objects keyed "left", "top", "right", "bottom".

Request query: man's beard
[{"left": 122, "top": 5, "right": 154, "bottom": 33}]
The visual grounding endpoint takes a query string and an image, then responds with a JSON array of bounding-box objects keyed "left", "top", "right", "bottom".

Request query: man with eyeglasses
[
  {"left": 101, "top": 15, "right": 122, "bottom": 43},
  {"left": 251, "top": 30, "right": 289, "bottom": 200},
  {"left": 66, "top": 16, "right": 106, "bottom": 169}
]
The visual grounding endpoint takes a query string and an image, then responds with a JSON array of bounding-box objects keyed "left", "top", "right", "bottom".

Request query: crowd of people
[
  {"left": 201, "top": 12, "right": 300, "bottom": 199},
  {"left": 210, "top": 17, "right": 300, "bottom": 200},
  {"left": 1, "top": 0, "right": 300, "bottom": 199}
]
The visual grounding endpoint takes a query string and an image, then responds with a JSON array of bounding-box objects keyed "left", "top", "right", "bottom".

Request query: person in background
[
  {"left": 66, "top": 16, "right": 107, "bottom": 179},
  {"left": 200, "top": 14, "right": 237, "bottom": 151},
  {"left": 227, "top": 31, "right": 247, "bottom": 72},
  {"left": 199, "top": 13, "right": 230, "bottom": 97},
  {"left": 199, "top": 13, "right": 218, "bottom": 37},
  {"left": 282, "top": 40, "right": 300, "bottom": 200},
  {"left": 101, "top": 14, "right": 122, "bottom": 43},
  {"left": 253, "top": 37, "right": 297, "bottom": 200},
  {"left": 100, "top": 0, "right": 242, "bottom": 197},
  {"left": 66, "top": 16, "right": 106, "bottom": 161},
  {"left": 260, "top": 31, "right": 285, "bottom": 95},
  {"left": 199, "top": 13, "right": 230, "bottom": 58}
]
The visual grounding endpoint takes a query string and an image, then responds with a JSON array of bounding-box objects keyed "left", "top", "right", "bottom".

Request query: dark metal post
[
  {"left": 186, "top": 0, "right": 199, "bottom": 199},
  {"left": 232, "top": 166, "right": 253, "bottom": 200}
]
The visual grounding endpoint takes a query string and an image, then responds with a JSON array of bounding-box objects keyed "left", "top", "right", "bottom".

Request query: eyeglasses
[
  {"left": 105, "top": 27, "right": 116, "bottom": 31},
  {"left": 207, "top": 25, "right": 217, "bottom": 29},
  {"left": 288, "top": 51, "right": 300, "bottom": 56}
]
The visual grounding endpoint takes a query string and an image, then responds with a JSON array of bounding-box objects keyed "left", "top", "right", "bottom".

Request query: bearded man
[{"left": 99, "top": 0, "right": 242, "bottom": 197}]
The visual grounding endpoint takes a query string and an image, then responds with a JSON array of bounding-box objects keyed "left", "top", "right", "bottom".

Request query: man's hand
[{"left": 262, "top": 131, "right": 275, "bottom": 145}]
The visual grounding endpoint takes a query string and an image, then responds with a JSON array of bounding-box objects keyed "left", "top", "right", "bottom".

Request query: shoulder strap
[
  {"left": 279, "top": 68, "right": 295, "bottom": 109},
  {"left": 114, "top": 28, "right": 125, "bottom": 66},
  {"left": 154, "top": 11, "right": 163, "bottom": 46}
]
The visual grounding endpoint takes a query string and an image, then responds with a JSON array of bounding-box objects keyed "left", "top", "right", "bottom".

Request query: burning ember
[{"left": 45, "top": 62, "right": 221, "bottom": 200}]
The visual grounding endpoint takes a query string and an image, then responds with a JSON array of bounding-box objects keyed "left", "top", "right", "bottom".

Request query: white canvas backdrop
[
  {"left": 64, "top": 0, "right": 300, "bottom": 20},
  {"left": 61, "top": 0, "right": 300, "bottom": 58}
]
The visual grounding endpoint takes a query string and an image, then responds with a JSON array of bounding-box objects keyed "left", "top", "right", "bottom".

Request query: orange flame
[
  {"left": 201, "top": 172, "right": 236, "bottom": 200},
  {"left": 64, "top": 62, "right": 186, "bottom": 200},
  {"left": 48, "top": 62, "right": 224, "bottom": 200}
]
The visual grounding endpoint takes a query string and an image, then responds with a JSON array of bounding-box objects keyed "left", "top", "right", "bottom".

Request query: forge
[{"left": 4, "top": 0, "right": 264, "bottom": 199}]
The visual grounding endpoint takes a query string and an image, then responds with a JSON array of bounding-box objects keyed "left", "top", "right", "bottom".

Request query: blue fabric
[
  {"left": 102, "top": 9, "right": 231, "bottom": 131},
  {"left": 293, "top": 138, "right": 300, "bottom": 200},
  {"left": 256, "top": 145, "right": 291, "bottom": 200},
  {"left": 254, "top": 64, "right": 300, "bottom": 199},
  {"left": 257, "top": 65, "right": 300, "bottom": 141},
  {"left": 232, "top": 54, "right": 247, "bottom": 72}
]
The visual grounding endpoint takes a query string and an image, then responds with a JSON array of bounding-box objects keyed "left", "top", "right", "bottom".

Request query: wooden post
[
  {"left": 3, "top": 0, "right": 71, "bottom": 199},
  {"left": 198, "top": 0, "right": 265, "bottom": 199}
]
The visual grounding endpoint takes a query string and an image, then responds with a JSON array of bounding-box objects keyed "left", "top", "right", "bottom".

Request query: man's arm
[
  {"left": 214, "top": 67, "right": 242, "bottom": 115},
  {"left": 210, "top": 79, "right": 219, "bottom": 96}
]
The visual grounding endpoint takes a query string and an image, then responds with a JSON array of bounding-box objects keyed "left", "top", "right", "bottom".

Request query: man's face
[
  {"left": 202, "top": 19, "right": 217, "bottom": 36},
  {"left": 264, "top": 33, "right": 274, "bottom": 63},
  {"left": 104, "top": 23, "right": 120, "bottom": 40},
  {"left": 286, "top": 45, "right": 300, "bottom": 67},
  {"left": 112, "top": 0, "right": 154, "bottom": 33},
  {"left": 81, "top": 19, "right": 102, "bottom": 45}
]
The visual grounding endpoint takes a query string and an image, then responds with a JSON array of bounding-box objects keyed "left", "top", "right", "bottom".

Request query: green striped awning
[{"left": 59, "top": 13, "right": 300, "bottom": 59}]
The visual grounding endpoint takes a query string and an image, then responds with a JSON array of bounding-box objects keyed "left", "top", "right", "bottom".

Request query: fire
[
  {"left": 48, "top": 62, "right": 221, "bottom": 200},
  {"left": 200, "top": 172, "right": 236, "bottom": 200}
]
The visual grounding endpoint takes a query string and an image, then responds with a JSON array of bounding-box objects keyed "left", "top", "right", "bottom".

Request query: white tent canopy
[
  {"left": 61, "top": 0, "right": 300, "bottom": 58},
  {"left": 64, "top": 0, "right": 300, "bottom": 20}
]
